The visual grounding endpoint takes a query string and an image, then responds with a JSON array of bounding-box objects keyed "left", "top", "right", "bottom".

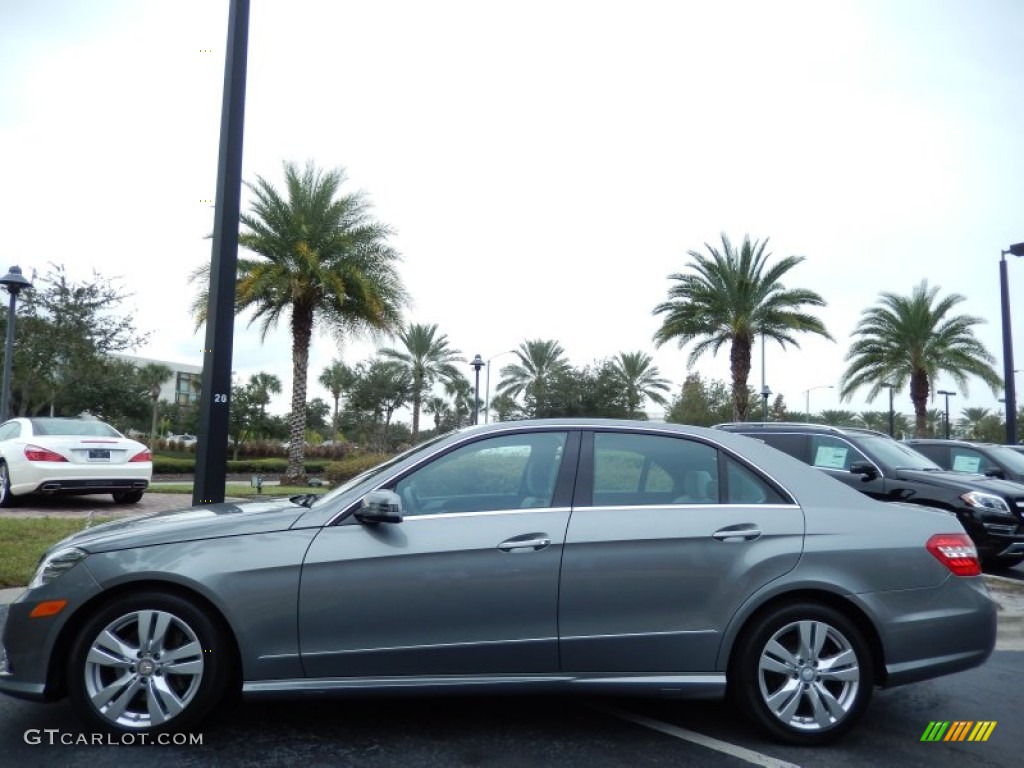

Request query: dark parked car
[
  {"left": 715, "top": 422, "right": 1024, "bottom": 569},
  {"left": 0, "top": 420, "right": 995, "bottom": 745},
  {"left": 905, "top": 439, "right": 1024, "bottom": 483}
]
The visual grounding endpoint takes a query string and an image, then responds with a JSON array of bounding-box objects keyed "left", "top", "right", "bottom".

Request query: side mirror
[
  {"left": 984, "top": 467, "right": 1005, "bottom": 479},
  {"left": 355, "top": 490, "right": 403, "bottom": 524},
  {"left": 849, "top": 461, "right": 878, "bottom": 481}
]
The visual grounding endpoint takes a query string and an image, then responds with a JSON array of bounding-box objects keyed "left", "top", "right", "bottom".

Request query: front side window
[
  {"left": 592, "top": 432, "right": 719, "bottom": 507},
  {"left": 393, "top": 432, "right": 567, "bottom": 516}
]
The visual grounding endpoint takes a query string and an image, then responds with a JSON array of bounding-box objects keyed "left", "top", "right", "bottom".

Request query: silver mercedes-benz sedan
[{"left": 0, "top": 420, "right": 996, "bottom": 744}]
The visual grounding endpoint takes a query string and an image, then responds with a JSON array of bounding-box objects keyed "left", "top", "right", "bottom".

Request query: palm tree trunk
[
  {"left": 332, "top": 395, "right": 340, "bottom": 444},
  {"left": 411, "top": 371, "right": 422, "bottom": 441},
  {"left": 149, "top": 398, "right": 159, "bottom": 446},
  {"left": 910, "top": 369, "right": 930, "bottom": 438},
  {"left": 285, "top": 308, "right": 314, "bottom": 483},
  {"left": 730, "top": 335, "right": 753, "bottom": 421}
]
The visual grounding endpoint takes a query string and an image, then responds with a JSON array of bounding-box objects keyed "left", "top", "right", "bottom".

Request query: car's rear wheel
[
  {"left": 112, "top": 490, "right": 144, "bottom": 504},
  {"left": 730, "top": 603, "right": 873, "bottom": 745},
  {"left": 0, "top": 461, "right": 13, "bottom": 508},
  {"left": 67, "top": 592, "right": 229, "bottom": 734}
]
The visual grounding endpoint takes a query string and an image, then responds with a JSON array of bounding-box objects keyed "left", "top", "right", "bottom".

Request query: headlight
[
  {"left": 960, "top": 491, "right": 1012, "bottom": 514},
  {"left": 28, "top": 547, "right": 88, "bottom": 589}
]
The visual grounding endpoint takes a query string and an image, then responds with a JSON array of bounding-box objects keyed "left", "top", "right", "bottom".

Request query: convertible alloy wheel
[
  {"left": 69, "top": 593, "right": 228, "bottom": 732},
  {"left": 0, "top": 461, "right": 12, "bottom": 508},
  {"left": 731, "top": 603, "right": 873, "bottom": 745}
]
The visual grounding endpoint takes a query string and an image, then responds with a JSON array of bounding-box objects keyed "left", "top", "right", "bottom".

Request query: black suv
[
  {"left": 714, "top": 422, "right": 1024, "bottom": 569},
  {"left": 905, "top": 439, "right": 1024, "bottom": 483}
]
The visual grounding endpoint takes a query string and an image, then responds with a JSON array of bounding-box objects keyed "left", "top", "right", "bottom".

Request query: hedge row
[
  {"left": 323, "top": 453, "right": 392, "bottom": 485},
  {"left": 153, "top": 457, "right": 333, "bottom": 475}
]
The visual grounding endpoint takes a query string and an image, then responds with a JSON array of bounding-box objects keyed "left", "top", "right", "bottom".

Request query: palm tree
[
  {"left": 652, "top": 234, "right": 832, "bottom": 421},
  {"left": 380, "top": 323, "right": 464, "bottom": 440},
  {"left": 958, "top": 407, "right": 991, "bottom": 440},
  {"left": 609, "top": 351, "right": 670, "bottom": 418},
  {"left": 858, "top": 411, "right": 888, "bottom": 432},
  {"left": 138, "top": 363, "right": 172, "bottom": 445},
  {"left": 497, "top": 339, "right": 571, "bottom": 418},
  {"left": 925, "top": 408, "right": 944, "bottom": 437},
  {"left": 819, "top": 409, "right": 859, "bottom": 427},
  {"left": 248, "top": 372, "right": 282, "bottom": 440},
  {"left": 839, "top": 281, "right": 1001, "bottom": 438},
  {"left": 423, "top": 395, "right": 451, "bottom": 433},
  {"left": 191, "top": 161, "right": 407, "bottom": 481},
  {"left": 444, "top": 376, "right": 477, "bottom": 427},
  {"left": 319, "top": 360, "right": 356, "bottom": 444}
]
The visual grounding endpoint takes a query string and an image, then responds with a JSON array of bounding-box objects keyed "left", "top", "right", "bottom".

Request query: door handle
[
  {"left": 711, "top": 524, "right": 762, "bottom": 542},
  {"left": 498, "top": 535, "right": 552, "bottom": 552}
]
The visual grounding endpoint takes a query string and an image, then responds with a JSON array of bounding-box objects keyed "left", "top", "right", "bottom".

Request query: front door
[{"left": 299, "top": 429, "right": 577, "bottom": 678}]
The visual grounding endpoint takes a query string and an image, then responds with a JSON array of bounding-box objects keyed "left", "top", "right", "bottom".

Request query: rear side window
[
  {"left": 909, "top": 443, "right": 946, "bottom": 466},
  {"left": 593, "top": 432, "right": 719, "bottom": 506},
  {"left": 810, "top": 435, "right": 868, "bottom": 471},
  {"left": 724, "top": 457, "right": 788, "bottom": 504},
  {"left": 742, "top": 432, "right": 808, "bottom": 463}
]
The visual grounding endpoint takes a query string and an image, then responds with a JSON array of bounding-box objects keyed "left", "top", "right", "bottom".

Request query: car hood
[
  {"left": 49, "top": 498, "right": 309, "bottom": 554},
  {"left": 895, "top": 468, "right": 1024, "bottom": 496}
]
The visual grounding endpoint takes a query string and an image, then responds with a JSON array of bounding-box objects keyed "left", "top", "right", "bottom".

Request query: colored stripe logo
[{"left": 921, "top": 721, "right": 996, "bottom": 742}]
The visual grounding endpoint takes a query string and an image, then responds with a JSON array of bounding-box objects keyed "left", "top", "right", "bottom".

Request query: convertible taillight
[
  {"left": 926, "top": 534, "right": 982, "bottom": 576},
  {"left": 24, "top": 445, "right": 68, "bottom": 462},
  {"left": 129, "top": 450, "right": 152, "bottom": 463}
]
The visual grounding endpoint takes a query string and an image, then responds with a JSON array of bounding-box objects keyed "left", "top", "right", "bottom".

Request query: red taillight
[
  {"left": 129, "top": 450, "right": 152, "bottom": 463},
  {"left": 927, "top": 534, "right": 982, "bottom": 576},
  {"left": 24, "top": 445, "right": 68, "bottom": 462}
]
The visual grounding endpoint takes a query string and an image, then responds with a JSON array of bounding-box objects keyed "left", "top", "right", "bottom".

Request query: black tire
[
  {"left": 0, "top": 461, "right": 13, "bottom": 508},
  {"left": 729, "top": 602, "right": 874, "bottom": 745},
  {"left": 112, "top": 490, "right": 144, "bottom": 504},
  {"left": 67, "top": 592, "right": 230, "bottom": 734}
]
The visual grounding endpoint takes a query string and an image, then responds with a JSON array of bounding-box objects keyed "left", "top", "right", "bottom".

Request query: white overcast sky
[{"left": 2, "top": 0, "right": 1023, "bottom": 421}]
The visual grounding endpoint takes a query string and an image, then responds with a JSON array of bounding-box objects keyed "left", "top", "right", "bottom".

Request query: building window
[{"left": 176, "top": 372, "right": 201, "bottom": 406}]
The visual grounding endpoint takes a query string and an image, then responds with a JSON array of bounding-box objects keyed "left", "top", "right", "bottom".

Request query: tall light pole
[
  {"left": 879, "top": 382, "right": 895, "bottom": 437},
  {"left": 1000, "top": 242, "right": 1024, "bottom": 445},
  {"left": 803, "top": 384, "right": 833, "bottom": 423},
  {"left": 470, "top": 354, "right": 484, "bottom": 425},
  {"left": 484, "top": 349, "right": 516, "bottom": 423},
  {"left": 937, "top": 389, "right": 956, "bottom": 439},
  {"left": 0, "top": 266, "right": 33, "bottom": 422}
]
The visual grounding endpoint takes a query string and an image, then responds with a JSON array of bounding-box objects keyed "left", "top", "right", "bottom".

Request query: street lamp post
[
  {"left": 937, "top": 389, "right": 956, "bottom": 439},
  {"left": 470, "top": 354, "right": 484, "bottom": 425},
  {"left": 803, "top": 384, "right": 833, "bottom": 423},
  {"left": 760, "top": 385, "right": 772, "bottom": 421},
  {"left": 0, "top": 266, "right": 33, "bottom": 422},
  {"left": 879, "top": 382, "right": 895, "bottom": 437},
  {"left": 1000, "top": 242, "right": 1024, "bottom": 445},
  {"left": 484, "top": 349, "right": 516, "bottom": 423}
]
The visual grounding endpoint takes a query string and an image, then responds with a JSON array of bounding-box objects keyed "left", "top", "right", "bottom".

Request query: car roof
[{"left": 713, "top": 421, "right": 889, "bottom": 438}]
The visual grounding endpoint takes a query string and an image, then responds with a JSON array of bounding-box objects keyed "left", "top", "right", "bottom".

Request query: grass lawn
[
  {"left": 148, "top": 484, "right": 330, "bottom": 498},
  {"left": 0, "top": 517, "right": 114, "bottom": 588}
]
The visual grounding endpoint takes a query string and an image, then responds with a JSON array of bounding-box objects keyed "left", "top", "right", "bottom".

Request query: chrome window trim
[
  {"left": 401, "top": 507, "right": 572, "bottom": 522},
  {"left": 571, "top": 503, "right": 800, "bottom": 513}
]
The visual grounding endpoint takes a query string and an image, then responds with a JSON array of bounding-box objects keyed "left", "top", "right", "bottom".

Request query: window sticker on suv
[
  {"left": 814, "top": 445, "right": 848, "bottom": 469},
  {"left": 953, "top": 454, "right": 982, "bottom": 473}
]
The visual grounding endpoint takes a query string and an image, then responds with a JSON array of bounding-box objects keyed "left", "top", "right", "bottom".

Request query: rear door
[{"left": 558, "top": 430, "right": 804, "bottom": 674}]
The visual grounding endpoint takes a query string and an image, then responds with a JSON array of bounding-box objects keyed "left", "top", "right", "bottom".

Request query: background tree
[
  {"left": 839, "top": 281, "right": 1001, "bottom": 437},
  {"left": 191, "top": 161, "right": 407, "bottom": 482},
  {"left": 665, "top": 372, "right": 735, "bottom": 426},
  {"left": 497, "top": 339, "right": 571, "bottom": 418},
  {"left": 609, "top": 351, "right": 670, "bottom": 418},
  {"left": 348, "top": 359, "right": 412, "bottom": 451},
  {"left": 541, "top": 360, "right": 629, "bottom": 419},
  {"left": 958, "top": 407, "right": 992, "bottom": 440},
  {"left": 380, "top": 323, "right": 463, "bottom": 440},
  {"left": 4, "top": 264, "right": 149, "bottom": 417},
  {"left": 228, "top": 383, "right": 260, "bottom": 459},
  {"left": 652, "top": 233, "right": 832, "bottom": 421},
  {"left": 138, "top": 363, "right": 172, "bottom": 445},
  {"left": 247, "top": 372, "right": 282, "bottom": 440},
  {"left": 858, "top": 411, "right": 889, "bottom": 432},
  {"left": 424, "top": 395, "right": 453, "bottom": 433},
  {"left": 818, "top": 409, "right": 860, "bottom": 427},
  {"left": 319, "top": 359, "right": 356, "bottom": 443},
  {"left": 444, "top": 376, "right": 477, "bottom": 427}
]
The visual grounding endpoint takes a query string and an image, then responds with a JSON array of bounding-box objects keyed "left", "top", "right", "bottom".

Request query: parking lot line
[{"left": 590, "top": 703, "right": 801, "bottom": 768}]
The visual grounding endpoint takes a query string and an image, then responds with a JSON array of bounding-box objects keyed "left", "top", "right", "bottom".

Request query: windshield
[
  {"left": 988, "top": 445, "right": 1024, "bottom": 474},
  {"left": 860, "top": 435, "right": 942, "bottom": 470},
  {"left": 306, "top": 431, "right": 454, "bottom": 507}
]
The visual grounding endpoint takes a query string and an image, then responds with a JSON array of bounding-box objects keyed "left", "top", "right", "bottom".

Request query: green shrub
[
  {"left": 152, "top": 457, "right": 332, "bottom": 475},
  {"left": 324, "top": 453, "right": 391, "bottom": 485}
]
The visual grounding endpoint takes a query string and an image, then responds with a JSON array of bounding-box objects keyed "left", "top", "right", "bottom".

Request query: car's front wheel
[
  {"left": 730, "top": 603, "right": 874, "bottom": 745},
  {"left": 67, "top": 592, "right": 230, "bottom": 734},
  {"left": 112, "top": 490, "right": 144, "bottom": 504}
]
